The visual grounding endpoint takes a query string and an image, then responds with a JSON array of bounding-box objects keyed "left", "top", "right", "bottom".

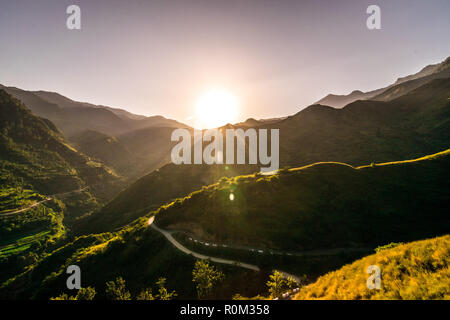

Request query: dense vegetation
[
  {"left": 0, "top": 89, "right": 121, "bottom": 284},
  {"left": 156, "top": 149, "right": 450, "bottom": 251},
  {"left": 0, "top": 89, "right": 121, "bottom": 200},
  {"left": 77, "top": 163, "right": 258, "bottom": 234},
  {"left": 76, "top": 78, "right": 450, "bottom": 235},
  {"left": 294, "top": 235, "right": 450, "bottom": 300},
  {"left": 1, "top": 85, "right": 190, "bottom": 180},
  {"left": 0, "top": 219, "right": 267, "bottom": 299},
  {"left": 0, "top": 59, "right": 449, "bottom": 300}
]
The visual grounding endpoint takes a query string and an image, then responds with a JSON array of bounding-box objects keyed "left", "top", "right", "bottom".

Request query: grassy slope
[
  {"left": 155, "top": 149, "right": 450, "bottom": 251},
  {"left": 78, "top": 78, "right": 450, "bottom": 235},
  {"left": 77, "top": 163, "right": 258, "bottom": 234},
  {"left": 0, "top": 219, "right": 266, "bottom": 299},
  {"left": 69, "top": 130, "right": 135, "bottom": 176},
  {"left": 294, "top": 235, "right": 449, "bottom": 300},
  {"left": 0, "top": 90, "right": 123, "bottom": 282},
  {"left": 4, "top": 150, "right": 449, "bottom": 300},
  {"left": 0, "top": 89, "right": 121, "bottom": 200}
]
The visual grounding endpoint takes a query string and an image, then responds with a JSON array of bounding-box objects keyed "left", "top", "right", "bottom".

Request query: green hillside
[
  {"left": 76, "top": 163, "right": 258, "bottom": 234},
  {"left": 155, "top": 149, "right": 450, "bottom": 251},
  {"left": 0, "top": 89, "right": 121, "bottom": 200},
  {"left": 69, "top": 130, "right": 135, "bottom": 177},
  {"left": 3, "top": 149, "right": 449, "bottom": 300},
  {"left": 0, "top": 86, "right": 188, "bottom": 138},
  {"left": 294, "top": 235, "right": 449, "bottom": 300},
  {"left": 275, "top": 78, "right": 450, "bottom": 168},
  {"left": 0, "top": 218, "right": 266, "bottom": 300},
  {"left": 75, "top": 78, "right": 450, "bottom": 235},
  {"left": 0, "top": 89, "right": 123, "bottom": 282}
]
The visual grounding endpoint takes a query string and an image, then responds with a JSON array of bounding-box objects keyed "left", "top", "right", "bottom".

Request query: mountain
[
  {"left": 315, "top": 56, "right": 450, "bottom": 108},
  {"left": 315, "top": 89, "right": 378, "bottom": 109},
  {"left": 71, "top": 126, "right": 190, "bottom": 180},
  {"left": 0, "top": 89, "right": 124, "bottom": 282},
  {"left": 155, "top": 149, "right": 450, "bottom": 251},
  {"left": 0, "top": 85, "right": 191, "bottom": 179},
  {"left": 69, "top": 130, "right": 135, "bottom": 176},
  {"left": 275, "top": 78, "right": 450, "bottom": 168},
  {"left": 78, "top": 78, "right": 450, "bottom": 234},
  {"left": 76, "top": 163, "right": 258, "bottom": 234},
  {"left": 0, "top": 208, "right": 266, "bottom": 300},
  {"left": 0, "top": 89, "right": 120, "bottom": 199},
  {"left": 371, "top": 58, "right": 450, "bottom": 101},
  {"left": 233, "top": 117, "right": 287, "bottom": 127},
  {"left": 294, "top": 235, "right": 449, "bottom": 300},
  {"left": 2, "top": 149, "right": 448, "bottom": 300},
  {"left": 31, "top": 91, "right": 147, "bottom": 121},
  {"left": 0, "top": 85, "right": 189, "bottom": 137}
]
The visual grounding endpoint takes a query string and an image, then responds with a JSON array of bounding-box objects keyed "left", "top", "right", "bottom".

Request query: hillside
[
  {"left": 0, "top": 216, "right": 267, "bottom": 300},
  {"left": 155, "top": 149, "right": 450, "bottom": 251},
  {"left": 294, "top": 235, "right": 449, "bottom": 300},
  {"left": 275, "top": 78, "right": 450, "bottom": 167},
  {"left": 315, "top": 56, "right": 449, "bottom": 108},
  {"left": 0, "top": 89, "right": 124, "bottom": 282},
  {"left": 0, "top": 86, "right": 189, "bottom": 137},
  {"left": 0, "top": 89, "right": 121, "bottom": 199},
  {"left": 69, "top": 130, "right": 135, "bottom": 177},
  {"left": 77, "top": 78, "right": 450, "bottom": 234},
  {"left": 372, "top": 60, "right": 450, "bottom": 101},
  {"left": 0, "top": 85, "right": 192, "bottom": 179},
  {"left": 315, "top": 90, "right": 377, "bottom": 109},
  {"left": 3, "top": 149, "right": 449, "bottom": 300},
  {"left": 76, "top": 163, "right": 258, "bottom": 234}
]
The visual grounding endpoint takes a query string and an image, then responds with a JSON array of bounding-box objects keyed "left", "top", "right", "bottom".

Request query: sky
[{"left": 0, "top": 0, "right": 449, "bottom": 127}]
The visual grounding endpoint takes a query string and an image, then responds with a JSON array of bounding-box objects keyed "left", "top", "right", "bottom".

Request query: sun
[{"left": 195, "top": 89, "right": 239, "bottom": 128}]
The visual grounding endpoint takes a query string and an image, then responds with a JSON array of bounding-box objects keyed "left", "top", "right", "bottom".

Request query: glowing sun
[{"left": 195, "top": 89, "right": 239, "bottom": 128}]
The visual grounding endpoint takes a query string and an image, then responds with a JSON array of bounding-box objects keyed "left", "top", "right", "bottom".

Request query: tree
[
  {"left": 285, "top": 276, "right": 300, "bottom": 290},
  {"left": 50, "top": 293, "right": 74, "bottom": 300},
  {"left": 266, "top": 271, "right": 286, "bottom": 298},
  {"left": 50, "top": 287, "right": 96, "bottom": 300},
  {"left": 137, "top": 277, "right": 176, "bottom": 300},
  {"left": 76, "top": 287, "right": 96, "bottom": 300},
  {"left": 192, "top": 260, "right": 225, "bottom": 299},
  {"left": 106, "top": 277, "right": 131, "bottom": 300},
  {"left": 136, "top": 289, "right": 155, "bottom": 300},
  {"left": 155, "top": 277, "right": 177, "bottom": 300}
]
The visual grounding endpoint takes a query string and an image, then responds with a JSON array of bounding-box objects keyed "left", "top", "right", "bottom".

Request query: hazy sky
[{"left": 0, "top": 0, "right": 449, "bottom": 127}]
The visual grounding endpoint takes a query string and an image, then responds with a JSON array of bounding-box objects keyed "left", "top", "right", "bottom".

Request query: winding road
[
  {"left": 149, "top": 217, "right": 260, "bottom": 271},
  {"left": 0, "top": 187, "right": 88, "bottom": 218},
  {"left": 148, "top": 216, "right": 371, "bottom": 285}
]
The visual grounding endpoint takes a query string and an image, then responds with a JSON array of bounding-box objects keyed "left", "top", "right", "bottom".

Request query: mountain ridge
[{"left": 315, "top": 55, "right": 450, "bottom": 108}]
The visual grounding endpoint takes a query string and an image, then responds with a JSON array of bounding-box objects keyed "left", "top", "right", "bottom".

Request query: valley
[{"left": 0, "top": 55, "right": 449, "bottom": 300}]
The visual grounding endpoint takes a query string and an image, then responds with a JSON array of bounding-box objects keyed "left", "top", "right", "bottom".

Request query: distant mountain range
[
  {"left": 0, "top": 85, "right": 192, "bottom": 179},
  {"left": 315, "top": 56, "right": 450, "bottom": 108},
  {"left": 78, "top": 76, "right": 450, "bottom": 234},
  {"left": 1, "top": 55, "right": 449, "bottom": 300},
  {"left": 0, "top": 90, "right": 120, "bottom": 200},
  {"left": 0, "top": 85, "right": 188, "bottom": 137}
]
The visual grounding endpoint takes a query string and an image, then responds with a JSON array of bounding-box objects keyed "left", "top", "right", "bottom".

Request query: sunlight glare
[{"left": 195, "top": 89, "right": 239, "bottom": 128}]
